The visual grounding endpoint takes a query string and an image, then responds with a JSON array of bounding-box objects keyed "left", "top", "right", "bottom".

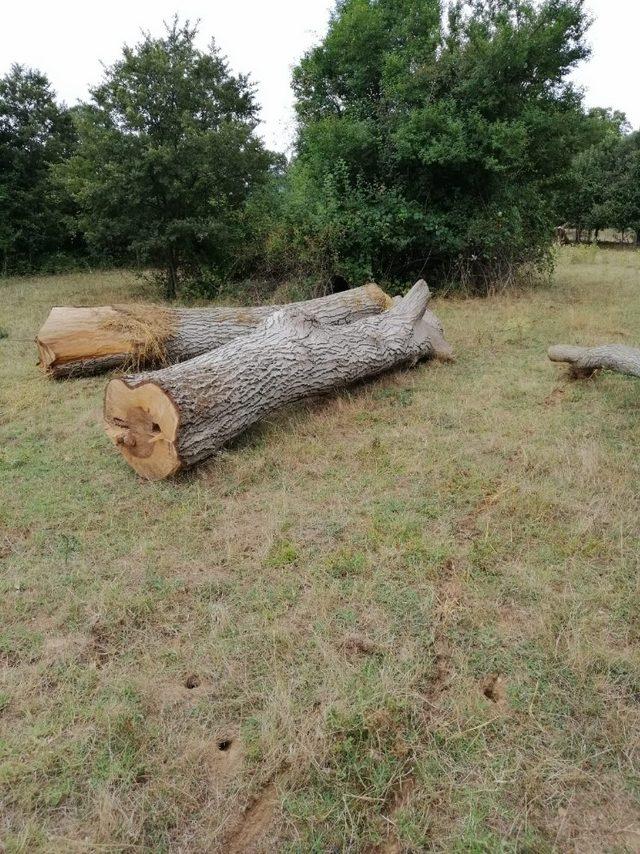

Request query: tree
[
  {"left": 601, "top": 132, "right": 640, "bottom": 240},
  {"left": 285, "top": 0, "right": 593, "bottom": 292},
  {"left": 556, "top": 107, "right": 629, "bottom": 239},
  {"left": 0, "top": 65, "right": 77, "bottom": 275},
  {"left": 61, "top": 19, "right": 274, "bottom": 298},
  {"left": 562, "top": 127, "right": 640, "bottom": 241}
]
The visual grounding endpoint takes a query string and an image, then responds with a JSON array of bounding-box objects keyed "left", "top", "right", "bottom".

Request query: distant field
[
  {"left": 1, "top": 247, "right": 639, "bottom": 852},
  {"left": 565, "top": 227, "right": 639, "bottom": 245}
]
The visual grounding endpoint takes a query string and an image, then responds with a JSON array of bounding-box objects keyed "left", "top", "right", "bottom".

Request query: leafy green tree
[
  {"left": 285, "top": 0, "right": 593, "bottom": 292},
  {"left": 0, "top": 65, "right": 77, "bottom": 275},
  {"left": 613, "top": 132, "right": 640, "bottom": 240},
  {"left": 556, "top": 108, "right": 629, "bottom": 237},
  {"left": 61, "top": 19, "right": 274, "bottom": 298},
  {"left": 562, "top": 126, "right": 640, "bottom": 242}
]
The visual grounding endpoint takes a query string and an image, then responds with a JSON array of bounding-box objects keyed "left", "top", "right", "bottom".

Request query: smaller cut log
[
  {"left": 36, "top": 284, "right": 393, "bottom": 379},
  {"left": 104, "top": 280, "right": 452, "bottom": 480},
  {"left": 548, "top": 344, "right": 640, "bottom": 379}
]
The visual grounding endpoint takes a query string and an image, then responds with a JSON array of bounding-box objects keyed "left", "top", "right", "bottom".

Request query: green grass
[{"left": 1, "top": 250, "right": 639, "bottom": 851}]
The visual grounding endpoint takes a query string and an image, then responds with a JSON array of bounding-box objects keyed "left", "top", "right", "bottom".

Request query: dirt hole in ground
[
  {"left": 89, "top": 621, "right": 111, "bottom": 666},
  {"left": 482, "top": 673, "right": 506, "bottom": 704},
  {"left": 218, "top": 738, "right": 233, "bottom": 752},
  {"left": 344, "top": 633, "right": 378, "bottom": 655},
  {"left": 185, "top": 674, "right": 200, "bottom": 689},
  {"left": 544, "top": 386, "right": 566, "bottom": 406}
]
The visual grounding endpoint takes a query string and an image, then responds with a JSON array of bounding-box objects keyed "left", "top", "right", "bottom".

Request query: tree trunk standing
[
  {"left": 548, "top": 344, "right": 640, "bottom": 379},
  {"left": 37, "top": 284, "right": 393, "bottom": 379},
  {"left": 104, "top": 279, "right": 453, "bottom": 480}
]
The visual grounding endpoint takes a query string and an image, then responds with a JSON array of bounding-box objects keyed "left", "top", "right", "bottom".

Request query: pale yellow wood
[
  {"left": 103, "top": 379, "right": 181, "bottom": 480},
  {"left": 36, "top": 306, "right": 133, "bottom": 373}
]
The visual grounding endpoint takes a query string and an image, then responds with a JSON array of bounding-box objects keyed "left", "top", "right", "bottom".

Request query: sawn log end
[{"left": 104, "top": 378, "right": 182, "bottom": 480}]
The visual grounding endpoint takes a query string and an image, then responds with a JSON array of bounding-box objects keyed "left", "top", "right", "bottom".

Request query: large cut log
[
  {"left": 37, "top": 284, "right": 393, "bottom": 379},
  {"left": 548, "top": 344, "right": 640, "bottom": 379},
  {"left": 104, "top": 280, "right": 452, "bottom": 480}
]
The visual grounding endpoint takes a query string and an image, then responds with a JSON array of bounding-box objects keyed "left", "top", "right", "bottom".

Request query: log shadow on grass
[{"left": 186, "top": 365, "right": 426, "bottom": 484}]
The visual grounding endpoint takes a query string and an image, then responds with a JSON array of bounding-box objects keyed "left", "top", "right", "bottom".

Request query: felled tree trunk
[
  {"left": 548, "top": 344, "right": 640, "bottom": 379},
  {"left": 37, "top": 284, "right": 392, "bottom": 379},
  {"left": 104, "top": 280, "right": 452, "bottom": 480}
]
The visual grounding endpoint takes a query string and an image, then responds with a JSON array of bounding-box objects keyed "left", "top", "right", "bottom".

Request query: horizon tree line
[{"left": 1, "top": 2, "right": 638, "bottom": 298}]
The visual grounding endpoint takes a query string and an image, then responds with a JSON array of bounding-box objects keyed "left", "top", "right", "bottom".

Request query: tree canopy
[
  {"left": 1, "top": 5, "right": 638, "bottom": 295},
  {"left": 60, "top": 19, "right": 274, "bottom": 297},
  {"left": 561, "top": 121, "right": 640, "bottom": 240},
  {"left": 284, "top": 0, "right": 594, "bottom": 291},
  {"left": 0, "top": 65, "right": 77, "bottom": 275}
]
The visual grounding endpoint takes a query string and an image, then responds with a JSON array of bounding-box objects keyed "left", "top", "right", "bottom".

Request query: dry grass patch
[{"left": 1, "top": 250, "right": 640, "bottom": 851}]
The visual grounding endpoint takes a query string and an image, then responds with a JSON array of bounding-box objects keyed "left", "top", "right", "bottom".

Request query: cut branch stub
[
  {"left": 548, "top": 344, "right": 640, "bottom": 379},
  {"left": 37, "top": 284, "right": 393, "bottom": 379},
  {"left": 104, "top": 279, "right": 452, "bottom": 480}
]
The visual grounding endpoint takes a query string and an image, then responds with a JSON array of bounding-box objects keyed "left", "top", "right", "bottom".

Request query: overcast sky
[{"left": 2, "top": 0, "right": 638, "bottom": 151}]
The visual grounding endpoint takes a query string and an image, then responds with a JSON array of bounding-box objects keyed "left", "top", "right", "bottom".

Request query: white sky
[{"left": 1, "top": 0, "right": 638, "bottom": 152}]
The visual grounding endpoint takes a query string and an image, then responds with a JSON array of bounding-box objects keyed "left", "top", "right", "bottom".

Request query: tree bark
[
  {"left": 548, "top": 343, "right": 640, "bottom": 379},
  {"left": 37, "top": 284, "right": 393, "bottom": 379},
  {"left": 104, "top": 279, "right": 452, "bottom": 480}
]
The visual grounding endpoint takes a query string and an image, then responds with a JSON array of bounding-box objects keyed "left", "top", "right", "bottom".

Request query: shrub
[{"left": 280, "top": 0, "right": 592, "bottom": 293}]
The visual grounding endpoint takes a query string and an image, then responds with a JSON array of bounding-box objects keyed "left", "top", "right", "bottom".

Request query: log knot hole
[
  {"left": 104, "top": 380, "right": 181, "bottom": 479},
  {"left": 116, "top": 431, "right": 137, "bottom": 448}
]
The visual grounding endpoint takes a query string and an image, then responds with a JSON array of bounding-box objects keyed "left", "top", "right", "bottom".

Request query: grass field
[{"left": 1, "top": 247, "right": 639, "bottom": 852}]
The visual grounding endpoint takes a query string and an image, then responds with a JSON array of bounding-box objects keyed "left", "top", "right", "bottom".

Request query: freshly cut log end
[
  {"left": 37, "top": 284, "right": 392, "bottom": 379},
  {"left": 104, "top": 279, "right": 452, "bottom": 481},
  {"left": 36, "top": 304, "right": 175, "bottom": 379},
  {"left": 548, "top": 343, "right": 640, "bottom": 379},
  {"left": 104, "top": 379, "right": 181, "bottom": 480},
  {"left": 36, "top": 306, "right": 130, "bottom": 378}
]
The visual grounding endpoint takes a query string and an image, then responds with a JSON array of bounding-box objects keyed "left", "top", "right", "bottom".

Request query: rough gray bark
[
  {"left": 548, "top": 343, "right": 640, "bottom": 379},
  {"left": 37, "top": 284, "right": 392, "bottom": 379},
  {"left": 163, "top": 285, "right": 390, "bottom": 362},
  {"left": 104, "top": 279, "right": 452, "bottom": 480}
]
